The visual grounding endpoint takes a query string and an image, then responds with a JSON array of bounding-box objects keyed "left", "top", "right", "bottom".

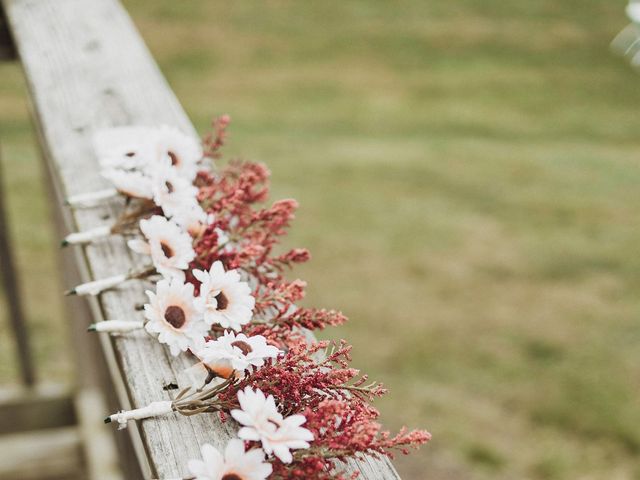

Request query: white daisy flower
[
  {"left": 93, "top": 126, "right": 158, "bottom": 171},
  {"left": 102, "top": 168, "right": 153, "bottom": 199},
  {"left": 95, "top": 125, "right": 201, "bottom": 176},
  {"left": 143, "top": 278, "right": 207, "bottom": 356},
  {"left": 195, "top": 331, "right": 281, "bottom": 378},
  {"left": 186, "top": 440, "right": 271, "bottom": 480},
  {"left": 231, "top": 388, "right": 279, "bottom": 440},
  {"left": 193, "top": 261, "right": 255, "bottom": 331},
  {"left": 150, "top": 158, "right": 200, "bottom": 219},
  {"left": 171, "top": 202, "right": 208, "bottom": 236},
  {"left": 153, "top": 125, "right": 202, "bottom": 182},
  {"left": 628, "top": 2, "right": 640, "bottom": 23},
  {"left": 264, "top": 414, "right": 315, "bottom": 464},
  {"left": 128, "top": 215, "right": 195, "bottom": 280},
  {"left": 231, "top": 387, "right": 314, "bottom": 464}
]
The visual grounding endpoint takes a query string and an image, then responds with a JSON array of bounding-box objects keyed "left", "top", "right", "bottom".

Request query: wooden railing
[{"left": 0, "top": 0, "right": 401, "bottom": 478}]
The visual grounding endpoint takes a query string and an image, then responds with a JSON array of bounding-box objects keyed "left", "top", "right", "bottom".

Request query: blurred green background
[{"left": 2, "top": 1, "right": 640, "bottom": 478}]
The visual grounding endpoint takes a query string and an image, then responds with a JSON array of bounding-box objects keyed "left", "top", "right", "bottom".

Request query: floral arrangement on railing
[{"left": 63, "top": 117, "right": 430, "bottom": 480}]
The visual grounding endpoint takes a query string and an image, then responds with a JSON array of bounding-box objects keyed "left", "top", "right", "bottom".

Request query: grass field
[{"left": 2, "top": 1, "right": 640, "bottom": 478}]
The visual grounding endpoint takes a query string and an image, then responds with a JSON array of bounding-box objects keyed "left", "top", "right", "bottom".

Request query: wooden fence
[{"left": 0, "top": 0, "right": 401, "bottom": 478}]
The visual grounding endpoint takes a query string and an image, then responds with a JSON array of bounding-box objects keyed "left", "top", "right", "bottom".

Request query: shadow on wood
[{"left": 0, "top": 2, "right": 15, "bottom": 60}]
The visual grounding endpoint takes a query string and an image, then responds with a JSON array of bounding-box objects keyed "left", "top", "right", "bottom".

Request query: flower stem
[
  {"left": 65, "top": 265, "right": 155, "bottom": 296},
  {"left": 105, "top": 400, "right": 174, "bottom": 430},
  {"left": 61, "top": 225, "right": 113, "bottom": 247},
  {"left": 64, "top": 188, "right": 119, "bottom": 207},
  {"left": 88, "top": 319, "right": 145, "bottom": 333}
]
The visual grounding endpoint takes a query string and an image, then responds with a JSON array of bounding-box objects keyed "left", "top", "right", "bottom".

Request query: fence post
[
  {"left": 0, "top": 3, "right": 15, "bottom": 60},
  {"left": 0, "top": 145, "right": 35, "bottom": 387}
]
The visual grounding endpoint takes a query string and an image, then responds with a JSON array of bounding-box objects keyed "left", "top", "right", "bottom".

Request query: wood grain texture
[
  {"left": 2, "top": 0, "right": 401, "bottom": 478},
  {"left": 0, "top": 427, "right": 85, "bottom": 480}
]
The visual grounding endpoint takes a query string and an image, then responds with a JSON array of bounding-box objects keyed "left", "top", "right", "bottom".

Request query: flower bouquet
[{"left": 64, "top": 116, "right": 430, "bottom": 479}]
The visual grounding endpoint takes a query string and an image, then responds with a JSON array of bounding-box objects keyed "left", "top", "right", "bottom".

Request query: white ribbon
[
  {"left": 65, "top": 188, "right": 119, "bottom": 207},
  {"left": 107, "top": 400, "right": 174, "bottom": 430},
  {"left": 70, "top": 273, "right": 128, "bottom": 296},
  {"left": 62, "top": 225, "right": 112, "bottom": 246},
  {"left": 89, "top": 320, "right": 144, "bottom": 333}
]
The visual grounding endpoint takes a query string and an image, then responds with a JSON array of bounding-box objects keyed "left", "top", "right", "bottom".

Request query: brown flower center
[
  {"left": 168, "top": 150, "right": 180, "bottom": 166},
  {"left": 160, "top": 241, "right": 174, "bottom": 258},
  {"left": 164, "top": 305, "right": 186, "bottom": 329},
  {"left": 231, "top": 340, "right": 252, "bottom": 355},
  {"left": 268, "top": 418, "right": 282, "bottom": 429},
  {"left": 221, "top": 474, "right": 243, "bottom": 480},
  {"left": 165, "top": 181, "right": 174, "bottom": 193},
  {"left": 125, "top": 151, "right": 136, "bottom": 157},
  {"left": 215, "top": 291, "right": 229, "bottom": 311}
]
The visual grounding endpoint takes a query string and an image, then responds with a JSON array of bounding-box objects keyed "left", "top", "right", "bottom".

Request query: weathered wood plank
[
  {"left": 2, "top": 0, "right": 401, "bottom": 478},
  {"left": 0, "top": 427, "right": 84, "bottom": 480},
  {"left": 34, "top": 107, "right": 130, "bottom": 479},
  {"left": 0, "top": 384, "right": 75, "bottom": 434}
]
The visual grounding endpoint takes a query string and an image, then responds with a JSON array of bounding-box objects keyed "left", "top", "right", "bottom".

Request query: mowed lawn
[{"left": 1, "top": 1, "right": 640, "bottom": 478}]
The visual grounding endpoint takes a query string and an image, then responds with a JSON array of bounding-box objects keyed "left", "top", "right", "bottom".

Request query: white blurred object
[
  {"left": 65, "top": 188, "right": 118, "bottom": 207},
  {"left": 611, "top": 3, "right": 640, "bottom": 68},
  {"left": 62, "top": 225, "right": 112, "bottom": 246},
  {"left": 93, "top": 126, "right": 157, "bottom": 170},
  {"left": 627, "top": 1, "right": 640, "bottom": 23},
  {"left": 177, "top": 362, "right": 212, "bottom": 391}
]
